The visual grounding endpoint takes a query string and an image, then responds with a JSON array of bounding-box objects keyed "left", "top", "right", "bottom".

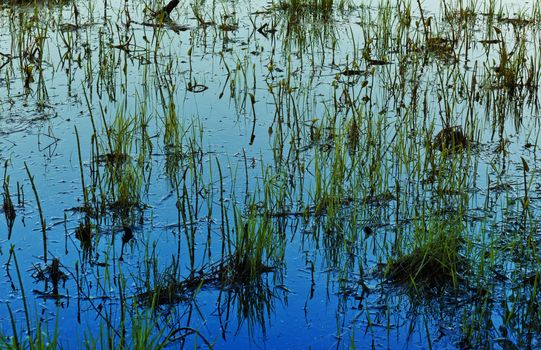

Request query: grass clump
[
  {"left": 432, "top": 126, "right": 469, "bottom": 152},
  {"left": 137, "top": 204, "right": 278, "bottom": 307},
  {"left": 274, "top": 0, "right": 334, "bottom": 13},
  {"left": 387, "top": 224, "right": 467, "bottom": 290}
]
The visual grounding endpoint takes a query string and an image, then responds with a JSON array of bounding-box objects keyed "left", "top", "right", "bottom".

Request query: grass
[
  {"left": 386, "top": 223, "right": 467, "bottom": 290},
  {"left": 1, "top": 0, "right": 541, "bottom": 348}
]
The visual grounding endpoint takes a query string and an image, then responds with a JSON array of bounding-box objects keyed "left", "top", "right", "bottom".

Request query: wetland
[{"left": 0, "top": 0, "right": 541, "bottom": 348}]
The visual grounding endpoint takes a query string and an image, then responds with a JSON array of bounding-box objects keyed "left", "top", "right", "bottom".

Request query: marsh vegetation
[{"left": 0, "top": 0, "right": 540, "bottom": 348}]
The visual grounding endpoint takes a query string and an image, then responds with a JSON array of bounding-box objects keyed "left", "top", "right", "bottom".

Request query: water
[{"left": 0, "top": 0, "right": 540, "bottom": 348}]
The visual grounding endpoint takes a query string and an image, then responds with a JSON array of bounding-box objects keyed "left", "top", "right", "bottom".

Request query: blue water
[{"left": 0, "top": 0, "right": 540, "bottom": 349}]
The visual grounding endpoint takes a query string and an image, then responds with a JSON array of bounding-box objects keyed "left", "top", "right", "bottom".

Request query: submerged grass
[{"left": 2, "top": 0, "right": 541, "bottom": 348}]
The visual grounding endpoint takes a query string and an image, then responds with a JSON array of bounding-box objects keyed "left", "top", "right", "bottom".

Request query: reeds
[{"left": 2, "top": 0, "right": 541, "bottom": 348}]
